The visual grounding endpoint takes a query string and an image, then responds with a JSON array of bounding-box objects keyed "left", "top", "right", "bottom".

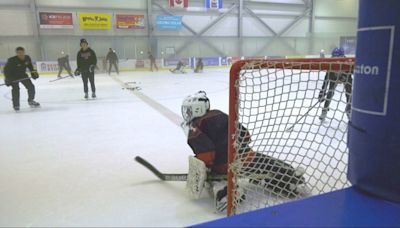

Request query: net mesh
[{"left": 229, "top": 59, "right": 354, "bottom": 214}]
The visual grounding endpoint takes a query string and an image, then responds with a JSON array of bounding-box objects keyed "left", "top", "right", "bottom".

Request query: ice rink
[{"left": 0, "top": 68, "right": 230, "bottom": 227}]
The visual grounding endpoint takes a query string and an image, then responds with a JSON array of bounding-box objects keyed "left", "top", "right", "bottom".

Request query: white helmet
[{"left": 181, "top": 91, "right": 210, "bottom": 122}]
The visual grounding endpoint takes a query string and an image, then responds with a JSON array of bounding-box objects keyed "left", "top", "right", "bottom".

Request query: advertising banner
[
  {"left": 36, "top": 61, "right": 77, "bottom": 74},
  {"left": 156, "top": 16, "right": 182, "bottom": 30},
  {"left": 116, "top": 14, "right": 145, "bottom": 29},
  {"left": 39, "top": 12, "right": 73, "bottom": 29},
  {"left": 79, "top": 13, "right": 112, "bottom": 29}
]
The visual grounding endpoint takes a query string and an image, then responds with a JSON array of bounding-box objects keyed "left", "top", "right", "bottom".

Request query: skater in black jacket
[
  {"left": 75, "top": 39, "right": 97, "bottom": 99},
  {"left": 3, "top": 47, "right": 40, "bottom": 111}
]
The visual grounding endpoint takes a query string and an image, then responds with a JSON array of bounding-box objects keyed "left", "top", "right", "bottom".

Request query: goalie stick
[
  {"left": 135, "top": 156, "right": 187, "bottom": 181},
  {"left": 135, "top": 156, "right": 226, "bottom": 181}
]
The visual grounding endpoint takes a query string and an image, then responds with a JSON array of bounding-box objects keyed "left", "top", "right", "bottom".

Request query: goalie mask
[{"left": 181, "top": 91, "right": 210, "bottom": 122}]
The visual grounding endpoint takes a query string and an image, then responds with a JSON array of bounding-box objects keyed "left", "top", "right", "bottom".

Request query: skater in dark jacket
[
  {"left": 106, "top": 48, "right": 119, "bottom": 75},
  {"left": 75, "top": 39, "right": 97, "bottom": 99},
  {"left": 3, "top": 47, "right": 40, "bottom": 111}
]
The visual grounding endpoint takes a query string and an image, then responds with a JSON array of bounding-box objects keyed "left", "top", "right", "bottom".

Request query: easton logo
[{"left": 355, "top": 64, "right": 380, "bottom": 76}]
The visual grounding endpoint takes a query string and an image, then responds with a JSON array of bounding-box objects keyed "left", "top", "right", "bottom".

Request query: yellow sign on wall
[{"left": 79, "top": 13, "right": 111, "bottom": 29}]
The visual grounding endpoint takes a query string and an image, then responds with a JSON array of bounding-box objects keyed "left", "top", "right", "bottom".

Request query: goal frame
[{"left": 227, "top": 57, "right": 355, "bottom": 215}]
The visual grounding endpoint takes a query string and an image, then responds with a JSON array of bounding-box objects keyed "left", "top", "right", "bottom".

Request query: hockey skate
[
  {"left": 28, "top": 101, "right": 40, "bottom": 108},
  {"left": 319, "top": 109, "right": 328, "bottom": 121},
  {"left": 13, "top": 106, "right": 20, "bottom": 111},
  {"left": 84, "top": 93, "right": 89, "bottom": 99},
  {"left": 92, "top": 93, "right": 96, "bottom": 99},
  {"left": 213, "top": 183, "right": 246, "bottom": 212}
]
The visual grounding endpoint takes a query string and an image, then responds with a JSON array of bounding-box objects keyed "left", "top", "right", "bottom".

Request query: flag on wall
[
  {"left": 205, "top": 0, "right": 222, "bottom": 9},
  {"left": 169, "top": 0, "right": 188, "bottom": 8}
]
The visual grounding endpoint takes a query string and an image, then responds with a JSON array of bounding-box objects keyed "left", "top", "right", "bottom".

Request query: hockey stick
[
  {"left": 135, "top": 156, "right": 226, "bottom": 181},
  {"left": 0, "top": 77, "right": 33, "bottom": 87},
  {"left": 135, "top": 156, "right": 188, "bottom": 181},
  {"left": 285, "top": 100, "right": 321, "bottom": 132},
  {"left": 49, "top": 75, "right": 74, "bottom": 82}
]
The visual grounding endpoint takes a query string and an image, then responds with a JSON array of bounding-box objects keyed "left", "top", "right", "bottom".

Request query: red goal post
[{"left": 227, "top": 57, "right": 355, "bottom": 215}]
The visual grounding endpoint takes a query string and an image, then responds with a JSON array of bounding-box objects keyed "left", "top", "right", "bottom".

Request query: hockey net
[{"left": 227, "top": 58, "right": 355, "bottom": 215}]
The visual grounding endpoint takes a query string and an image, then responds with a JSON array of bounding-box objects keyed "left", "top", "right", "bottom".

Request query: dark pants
[
  {"left": 150, "top": 60, "right": 158, "bottom": 71},
  {"left": 58, "top": 62, "right": 73, "bottom": 77},
  {"left": 322, "top": 74, "right": 352, "bottom": 112},
  {"left": 81, "top": 71, "right": 95, "bottom": 93},
  {"left": 11, "top": 78, "right": 35, "bottom": 107},
  {"left": 108, "top": 62, "right": 119, "bottom": 74}
]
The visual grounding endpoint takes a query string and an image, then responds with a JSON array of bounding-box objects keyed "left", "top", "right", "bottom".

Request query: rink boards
[{"left": 197, "top": 187, "right": 400, "bottom": 227}]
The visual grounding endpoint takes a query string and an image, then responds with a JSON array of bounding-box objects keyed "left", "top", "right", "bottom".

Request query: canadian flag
[{"left": 169, "top": 0, "right": 188, "bottom": 8}]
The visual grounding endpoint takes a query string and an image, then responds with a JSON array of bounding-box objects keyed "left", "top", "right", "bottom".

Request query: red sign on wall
[
  {"left": 39, "top": 12, "right": 73, "bottom": 29},
  {"left": 116, "top": 14, "right": 145, "bottom": 29}
]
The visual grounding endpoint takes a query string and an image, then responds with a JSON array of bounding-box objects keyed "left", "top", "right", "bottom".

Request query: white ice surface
[{"left": 0, "top": 69, "right": 230, "bottom": 227}]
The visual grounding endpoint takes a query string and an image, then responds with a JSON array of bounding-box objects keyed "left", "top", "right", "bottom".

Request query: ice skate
[
  {"left": 84, "top": 92, "right": 89, "bottom": 99},
  {"left": 319, "top": 109, "right": 328, "bottom": 121},
  {"left": 28, "top": 100, "right": 40, "bottom": 108},
  {"left": 92, "top": 92, "right": 96, "bottom": 99},
  {"left": 13, "top": 106, "right": 20, "bottom": 111}
]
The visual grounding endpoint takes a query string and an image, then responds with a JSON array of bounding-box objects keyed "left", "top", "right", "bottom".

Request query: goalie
[
  {"left": 181, "top": 91, "right": 306, "bottom": 211},
  {"left": 318, "top": 47, "right": 353, "bottom": 121}
]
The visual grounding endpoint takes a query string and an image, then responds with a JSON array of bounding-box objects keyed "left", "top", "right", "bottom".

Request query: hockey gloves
[
  {"left": 31, "top": 71, "right": 39, "bottom": 80},
  {"left": 74, "top": 69, "right": 81, "bottom": 76},
  {"left": 4, "top": 79, "right": 12, "bottom": 87}
]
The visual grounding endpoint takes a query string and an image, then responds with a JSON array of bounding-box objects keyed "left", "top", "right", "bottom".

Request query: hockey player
[
  {"left": 320, "top": 49, "right": 325, "bottom": 58},
  {"left": 57, "top": 51, "right": 73, "bottom": 78},
  {"left": 181, "top": 91, "right": 305, "bottom": 211},
  {"left": 3, "top": 47, "right": 40, "bottom": 111},
  {"left": 194, "top": 58, "right": 204, "bottom": 73},
  {"left": 75, "top": 39, "right": 97, "bottom": 99},
  {"left": 170, "top": 60, "right": 186, "bottom": 74},
  {"left": 318, "top": 47, "right": 352, "bottom": 121},
  {"left": 106, "top": 48, "right": 119, "bottom": 75},
  {"left": 148, "top": 52, "right": 158, "bottom": 72}
]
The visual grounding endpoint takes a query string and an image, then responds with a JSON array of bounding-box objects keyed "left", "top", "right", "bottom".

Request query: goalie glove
[
  {"left": 31, "top": 71, "right": 39, "bottom": 80},
  {"left": 186, "top": 156, "right": 208, "bottom": 199}
]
